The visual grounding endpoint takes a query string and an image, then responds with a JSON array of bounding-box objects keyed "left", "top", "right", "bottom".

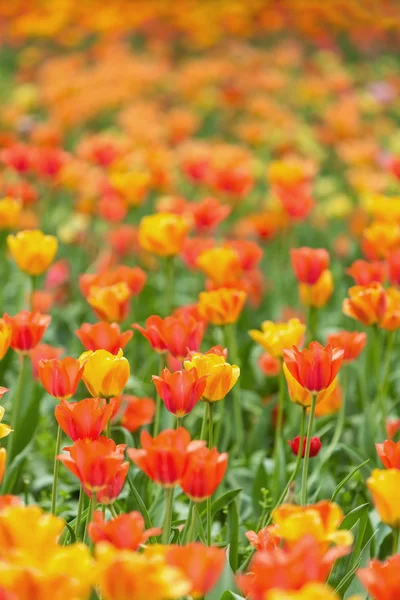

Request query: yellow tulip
[
  {"left": 367, "top": 469, "right": 400, "bottom": 527},
  {"left": 267, "top": 583, "right": 342, "bottom": 600},
  {"left": 80, "top": 348, "right": 130, "bottom": 398},
  {"left": 0, "top": 319, "right": 12, "bottom": 360},
  {"left": 7, "top": 229, "right": 58, "bottom": 275},
  {"left": 197, "top": 247, "right": 242, "bottom": 287},
  {"left": 0, "top": 406, "right": 11, "bottom": 439},
  {"left": 138, "top": 212, "right": 189, "bottom": 257},
  {"left": 198, "top": 288, "right": 247, "bottom": 326},
  {"left": 184, "top": 352, "right": 240, "bottom": 402},
  {"left": 299, "top": 269, "right": 334, "bottom": 308},
  {"left": 0, "top": 197, "right": 21, "bottom": 230},
  {"left": 249, "top": 318, "right": 305, "bottom": 357}
]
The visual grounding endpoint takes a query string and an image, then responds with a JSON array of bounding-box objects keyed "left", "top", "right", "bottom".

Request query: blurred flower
[
  {"left": 96, "top": 543, "right": 190, "bottom": 600},
  {"left": 283, "top": 342, "right": 344, "bottom": 393},
  {"left": 58, "top": 437, "right": 128, "bottom": 500},
  {"left": 387, "top": 418, "right": 400, "bottom": 440},
  {"left": 299, "top": 270, "right": 334, "bottom": 308},
  {"left": 288, "top": 436, "right": 322, "bottom": 457},
  {"left": 30, "top": 343, "right": 64, "bottom": 378},
  {"left": 358, "top": 554, "right": 400, "bottom": 600},
  {"left": 79, "top": 349, "right": 130, "bottom": 398},
  {"left": 326, "top": 331, "right": 367, "bottom": 362},
  {"left": 376, "top": 440, "right": 400, "bottom": 469},
  {"left": 190, "top": 197, "right": 231, "bottom": 233},
  {"left": 89, "top": 510, "right": 161, "bottom": 550},
  {"left": 166, "top": 543, "right": 225, "bottom": 598},
  {"left": 128, "top": 428, "right": 204, "bottom": 487},
  {"left": 80, "top": 265, "right": 146, "bottom": 298},
  {"left": 245, "top": 526, "right": 281, "bottom": 552},
  {"left": 249, "top": 318, "right": 305, "bottom": 357},
  {"left": 387, "top": 249, "right": 400, "bottom": 286},
  {"left": 266, "top": 584, "right": 342, "bottom": 600},
  {"left": 291, "top": 247, "right": 330, "bottom": 285},
  {"left": 7, "top": 230, "right": 58, "bottom": 275},
  {"left": 0, "top": 320, "right": 11, "bottom": 360},
  {"left": 225, "top": 240, "right": 263, "bottom": 271},
  {"left": 367, "top": 469, "right": 400, "bottom": 527},
  {"left": 55, "top": 397, "right": 114, "bottom": 441},
  {"left": 272, "top": 501, "right": 352, "bottom": 547},
  {"left": 342, "top": 282, "right": 387, "bottom": 326},
  {"left": 346, "top": 259, "right": 386, "bottom": 285},
  {"left": 138, "top": 212, "right": 189, "bottom": 257},
  {"left": 258, "top": 352, "right": 281, "bottom": 376},
  {"left": 0, "top": 449, "right": 6, "bottom": 485},
  {"left": 198, "top": 288, "right": 247, "bottom": 325},
  {"left": 314, "top": 381, "right": 342, "bottom": 417},
  {"left": 4, "top": 311, "right": 51, "bottom": 353},
  {"left": 184, "top": 350, "right": 239, "bottom": 402},
  {"left": 119, "top": 395, "right": 155, "bottom": 433},
  {"left": 0, "top": 198, "right": 21, "bottom": 230},
  {"left": 75, "top": 322, "right": 133, "bottom": 354},
  {"left": 197, "top": 247, "right": 242, "bottom": 287},
  {"left": 133, "top": 314, "right": 204, "bottom": 359},
  {"left": 362, "top": 221, "right": 400, "bottom": 260},
  {"left": 38, "top": 357, "right": 84, "bottom": 400},
  {"left": 87, "top": 282, "right": 131, "bottom": 322},
  {"left": 152, "top": 368, "right": 207, "bottom": 417},
  {"left": 180, "top": 446, "right": 228, "bottom": 501}
]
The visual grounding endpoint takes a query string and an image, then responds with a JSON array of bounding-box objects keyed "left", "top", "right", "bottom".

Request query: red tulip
[
  {"left": 180, "top": 446, "right": 228, "bottom": 502},
  {"left": 152, "top": 368, "right": 207, "bottom": 417},
  {"left": 288, "top": 436, "right": 322, "bottom": 458},
  {"left": 89, "top": 510, "right": 161, "bottom": 550},
  {"left": 283, "top": 342, "right": 344, "bottom": 393},
  {"left": 290, "top": 247, "right": 330, "bottom": 285},
  {"left": 55, "top": 397, "right": 114, "bottom": 441},
  {"left": 38, "top": 357, "right": 84, "bottom": 400}
]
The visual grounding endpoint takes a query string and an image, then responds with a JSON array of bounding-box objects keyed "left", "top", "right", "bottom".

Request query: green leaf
[
  {"left": 200, "top": 488, "right": 242, "bottom": 519},
  {"left": 11, "top": 385, "right": 44, "bottom": 459},
  {"left": 126, "top": 474, "right": 154, "bottom": 532},
  {"left": 219, "top": 593, "right": 245, "bottom": 600},
  {"left": 205, "top": 551, "right": 237, "bottom": 600},
  {"left": 228, "top": 500, "right": 239, "bottom": 573},
  {"left": 330, "top": 459, "right": 369, "bottom": 501}
]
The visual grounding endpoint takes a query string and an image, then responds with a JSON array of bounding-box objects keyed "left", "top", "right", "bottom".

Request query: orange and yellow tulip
[
  {"left": 299, "top": 269, "right": 334, "bottom": 308},
  {"left": 7, "top": 229, "right": 58, "bottom": 275},
  {"left": 283, "top": 342, "right": 344, "bottom": 393},
  {"left": 138, "top": 212, "right": 189, "bottom": 257},
  {"left": 75, "top": 322, "right": 133, "bottom": 354},
  {"left": 184, "top": 350, "right": 239, "bottom": 402},
  {"left": 198, "top": 288, "right": 247, "bottom": 325},
  {"left": 38, "top": 356, "right": 84, "bottom": 400}
]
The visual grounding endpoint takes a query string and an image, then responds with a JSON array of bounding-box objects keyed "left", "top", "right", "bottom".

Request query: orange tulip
[
  {"left": 119, "top": 395, "right": 156, "bottom": 432},
  {"left": 245, "top": 526, "right": 281, "bottom": 552},
  {"left": 198, "top": 287, "right": 247, "bottom": 325},
  {"left": 190, "top": 196, "right": 231, "bottom": 233},
  {"left": 388, "top": 248, "right": 400, "bottom": 286},
  {"left": 152, "top": 368, "right": 207, "bottom": 417},
  {"left": 58, "top": 437, "right": 128, "bottom": 497},
  {"left": 79, "top": 265, "right": 146, "bottom": 298},
  {"left": 128, "top": 428, "right": 204, "bottom": 488},
  {"left": 30, "top": 343, "right": 64, "bottom": 378},
  {"left": 166, "top": 543, "right": 225, "bottom": 598},
  {"left": 89, "top": 510, "right": 161, "bottom": 550},
  {"left": 180, "top": 446, "right": 228, "bottom": 502},
  {"left": 376, "top": 440, "right": 400, "bottom": 469},
  {"left": 55, "top": 397, "right": 114, "bottom": 441},
  {"left": 38, "top": 357, "right": 84, "bottom": 400},
  {"left": 342, "top": 282, "right": 387, "bottom": 326},
  {"left": 87, "top": 282, "right": 131, "bottom": 322},
  {"left": 299, "top": 270, "right": 334, "bottom": 308},
  {"left": 290, "top": 247, "right": 330, "bottom": 285},
  {"left": 326, "top": 331, "right": 367, "bottom": 362},
  {"left": 4, "top": 311, "right": 51, "bottom": 352},
  {"left": 138, "top": 212, "right": 189, "bottom": 257},
  {"left": 237, "top": 536, "right": 349, "bottom": 600},
  {"left": 358, "top": 555, "right": 400, "bottom": 600},
  {"left": 197, "top": 247, "right": 242, "bottom": 287},
  {"left": 283, "top": 342, "right": 344, "bottom": 393},
  {"left": 75, "top": 322, "right": 133, "bottom": 354},
  {"left": 133, "top": 314, "right": 204, "bottom": 359},
  {"left": 346, "top": 259, "right": 386, "bottom": 285}
]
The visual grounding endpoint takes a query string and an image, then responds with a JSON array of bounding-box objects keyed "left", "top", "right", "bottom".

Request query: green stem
[
  {"left": 106, "top": 418, "right": 111, "bottom": 439},
  {"left": 75, "top": 485, "right": 85, "bottom": 538},
  {"left": 200, "top": 402, "right": 208, "bottom": 441},
  {"left": 165, "top": 257, "right": 175, "bottom": 316},
  {"left": 83, "top": 492, "right": 96, "bottom": 545},
  {"left": 393, "top": 527, "right": 399, "bottom": 555},
  {"left": 51, "top": 425, "right": 63, "bottom": 515},
  {"left": 6, "top": 354, "right": 27, "bottom": 466},
  {"left": 272, "top": 362, "right": 285, "bottom": 498},
  {"left": 176, "top": 417, "right": 182, "bottom": 429},
  {"left": 307, "top": 305, "right": 318, "bottom": 343},
  {"left": 153, "top": 353, "right": 166, "bottom": 437},
  {"left": 324, "top": 365, "right": 348, "bottom": 461},
  {"left": 110, "top": 503, "right": 119, "bottom": 518},
  {"left": 187, "top": 503, "right": 198, "bottom": 543},
  {"left": 30, "top": 275, "right": 37, "bottom": 311},
  {"left": 207, "top": 402, "right": 214, "bottom": 546},
  {"left": 225, "top": 323, "right": 243, "bottom": 450},
  {"left": 162, "top": 487, "right": 174, "bottom": 544},
  {"left": 300, "top": 393, "right": 317, "bottom": 505},
  {"left": 380, "top": 330, "right": 396, "bottom": 434}
]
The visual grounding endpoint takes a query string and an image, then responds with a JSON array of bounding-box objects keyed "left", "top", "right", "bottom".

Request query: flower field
[{"left": 1, "top": 2, "right": 400, "bottom": 599}]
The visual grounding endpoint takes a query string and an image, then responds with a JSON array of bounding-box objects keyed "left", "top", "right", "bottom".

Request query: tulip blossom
[
  {"left": 120, "top": 395, "right": 156, "bottom": 432},
  {"left": 358, "top": 554, "right": 400, "bottom": 600},
  {"left": 138, "top": 212, "right": 189, "bottom": 257},
  {"left": 7, "top": 230, "right": 58, "bottom": 276},
  {"left": 4, "top": 312, "right": 51, "bottom": 353},
  {"left": 152, "top": 368, "right": 207, "bottom": 417},
  {"left": 283, "top": 342, "right": 344, "bottom": 393},
  {"left": 166, "top": 543, "right": 225, "bottom": 598},
  {"left": 133, "top": 314, "right": 204, "bottom": 359},
  {"left": 79, "top": 349, "right": 130, "bottom": 398},
  {"left": 180, "top": 446, "right": 228, "bottom": 502},
  {"left": 55, "top": 397, "right": 114, "bottom": 441},
  {"left": 288, "top": 436, "right": 322, "bottom": 458},
  {"left": 198, "top": 287, "right": 247, "bottom": 325},
  {"left": 184, "top": 350, "right": 239, "bottom": 402},
  {"left": 38, "top": 357, "right": 84, "bottom": 400},
  {"left": 298, "top": 270, "right": 334, "bottom": 308},
  {"left": 89, "top": 510, "right": 161, "bottom": 550},
  {"left": 326, "top": 331, "right": 367, "bottom": 362},
  {"left": 290, "top": 247, "right": 330, "bottom": 285},
  {"left": 0, "top": 320, "right": 11, "bottom": 360},
  {"left": 75, "top": 322, "right": 133, "bottom": 354},
  {"left": 249, "top": 318, "right": 305, "bottom": 357},
  {"left": 376, "top": 440, "right": 400, "bottom": 469},
  {"left": 346, "top": 259, "right": 386, "bottom": 285}
]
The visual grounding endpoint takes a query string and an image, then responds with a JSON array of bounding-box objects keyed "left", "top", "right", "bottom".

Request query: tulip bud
[{"left": 288, "top": 436, "right": 322, "bottom": 458}]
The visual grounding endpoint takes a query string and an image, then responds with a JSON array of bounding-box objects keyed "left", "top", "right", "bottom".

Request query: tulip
[
  {"left": 4, "top": 311, "right": 51, "bottom": 352},
  {"left": 258, "top": 352, "right": 281, "bottom": 376},
  {"left": 166, "top": 543, "right": 225, "bottom": 598},
  {"left": 387, "top": 418, "right": 400, "bottom": 440},
  {"left": 96, "top": 544, "right": 191, "bottom": 600},
  {"left": 245, "top": 526, "right": 281, "bottom": 552},
  {"left": 138, "top": 212, "right": 189, "bottom": 257},
  {"left": 362, "top": 221, "right": 400, "bottom": 260},
  {"left": 0, "top": 405, "right": 11, "bottom": 440},
  {"left": 87, "top": 282, "right": 131, "bottom": 322},
  {"left": 190, "top": 196, "right": 231, "bottom": 233},
  {"left": 184, "top": 351, "right": 239, "bottom": 402},
  {"left": 283, "top": 342, "right": 344, "bottom": 394},
  {"left": 0, "top": 448, "right": 6, "bottom": 485},
  {"left": 271, "top": 501, "right": 353, "bottom": 548},
  {"left": 299, "top": 270, "right": 334, "bottom": 308},
  {"left": 358, "top": 555, "right": 400, "bottom": 600},
  {"left": 388, "top": 248, "right": 400, "bottom": 285},
  {"left": 0, "top": 319, "right": 11, "bottom": 360},
  {"left": 249, "top": 318, "right": 305, "bottom": 357},
  {"left": 152, "top": 368, "right": 207, "bottom": 418},
  {"left": 197, "top": 247, "right": 242, "bottom": 287},
  {"left": 133, "top": 314, "right": 204, "bottom": 359},
  {"left": 180, "top": 446, "right": 228, "bottom": 502},
  {"left": 266, "top": 584, "right": 342, "bottom": 600},
  {"left": 58, "top": 437, "right": 128, "bottom": 495},
  {"left": 55, "top": 397, "right": 114, "bottom": 441},
  {"left": 0, "top": 197, "right": 21, "bottom": 230},
  {"left": 288, "top": 436, "right": 321, "bottom": 458},
  {"left": 198, "top": 288, "right": 247, "bottom": 325},
  {"left": 38, "top": 356, "right": 84, "bottom": 400},
  {"left": 79, "top": 265, "right": 146, "bottom": 298},
  {"left": 367, "top": 469, "right": 400, "bottom": 527},
  {"left": 346, "top": 259, "right": 386, "bottom": 285},
  {"left": 120, "top": 395, "right": 156, "bottom": 432},
  {"left": 7, "top": 230, "right": 58, "bottom": 275},
  {"left": 290, "top": 247, "right": 330, "bottom": 285},
  {"left": 376, "top": 440, "right": 400, "bottom": 469},
  {"left": 342, "top": 282, "right": 387, "bottom": 326},
  {"left": 128, "top": 428, "right": 204, "bottom": 487},
  {"left": 79, "top": 349, "right": 130, "bottom": 398},
  {"left": 225, "top": 240, "right": 263, "bottom": 271},
  {"left": 237, "top": 535, "right": 349, "bottom": 600},
  {"left": 75, "top": 322, "right": 133, "bottom": 354},
  {"left": 326, "top": 331, "right": 367, "bottom": 362},
  {"left": 89, "top": 510, "right": 161, "bottom": 550}
]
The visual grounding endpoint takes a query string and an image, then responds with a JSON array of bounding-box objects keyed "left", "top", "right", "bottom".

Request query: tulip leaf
[
  {"left": 126, "top": 473, "right": 154, "bottom": 531},
  {"left": 11, "top": 385, "right": 44, "bottom": 460},
  {"left": 199, "top": 488, "right": 242, "bottom": 519},
  {"left": 330, "top": 459, "right": 369, "bottom": 501},
  {"left": 228, "top": 499, "right": 239, "bottom": 573},
  {"left": 218, "top": 593, "right": 245, "bottom": 600}
]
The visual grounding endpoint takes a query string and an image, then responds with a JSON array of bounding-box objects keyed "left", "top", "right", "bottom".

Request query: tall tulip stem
[
  {"left": 6, "top": 354, "right": 28, "bottom": 468},
  {"left": 207, "top": 402, "right": 214, "bottom": 545},
  {"left": 225, "top": 323, "right": 244, "bottom": 450},
  {"left": 301, "top": 393, "right": 317, "bottom": 505},
  {"left": 51, "top": 425, "right": 62, "bottom": 514},
  {"left": 162, "top": 487, "right": 174, "bottom": 544}
]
